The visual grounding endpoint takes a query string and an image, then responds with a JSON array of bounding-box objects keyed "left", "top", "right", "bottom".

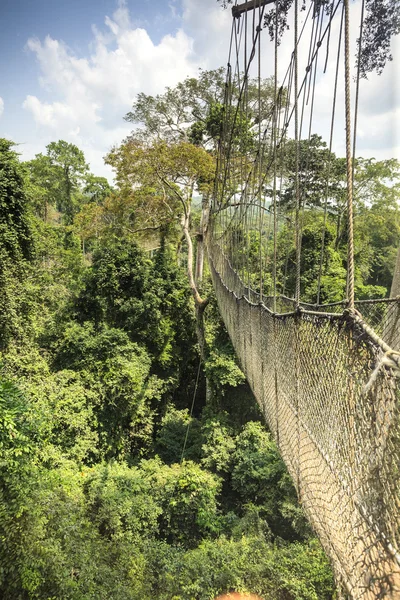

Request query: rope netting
[
  {"left": 208, "top": 0, "right": 400, "bottom": 597},
  {"left": 208, "top": 237, "right": 400, "bottom": 598}
]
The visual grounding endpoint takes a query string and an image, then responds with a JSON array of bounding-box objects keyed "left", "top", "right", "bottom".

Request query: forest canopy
[{"left": 0, "top": 58, "right": 399, "bottom": 598}]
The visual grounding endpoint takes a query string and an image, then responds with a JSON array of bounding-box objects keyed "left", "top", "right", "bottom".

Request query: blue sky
[{"left": 0, "top": 0, "right": 398, "bottom": 179}]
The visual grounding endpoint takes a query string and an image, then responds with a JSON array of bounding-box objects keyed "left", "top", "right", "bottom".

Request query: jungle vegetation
[{"left": 0, "top": 66, "right": 399, "bottom": 599}]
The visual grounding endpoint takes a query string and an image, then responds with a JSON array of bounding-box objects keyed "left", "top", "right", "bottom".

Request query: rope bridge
[{"left": 207, "top": 0, "right": 400, "bottom": 597}]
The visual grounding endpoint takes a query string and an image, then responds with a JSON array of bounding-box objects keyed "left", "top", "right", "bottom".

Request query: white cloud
[
  {"left": 0, "top": 98, "right": 4, "bottom": 118},
  {"left": 22, "top": 1, "right": 201, "bottom": 177},
  {"left": 18, "top": 0, "right": 400, "bottom": 179},
  {"left": 24, "top": 24, "right": 195, "bottom": 122},
  {"left": 181, "top": 0, "right": 232, "bottom": 68},
  {"left": 256, "top": 0, "right": 399, "bottom": 160},
  {"left": 23, "top": 95, "right": 79, "bottom": 128}
]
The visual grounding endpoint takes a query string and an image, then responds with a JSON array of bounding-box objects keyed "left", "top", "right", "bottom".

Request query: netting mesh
[{"left": 208, "top": 235, "right": 400, "bottom": 599}]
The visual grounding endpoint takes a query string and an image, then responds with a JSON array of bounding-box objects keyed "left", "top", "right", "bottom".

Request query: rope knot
[{"left": 363, "top": 350, "right": 400, "bottom": 394}]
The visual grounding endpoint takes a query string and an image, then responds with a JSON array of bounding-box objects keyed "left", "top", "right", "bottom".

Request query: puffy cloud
[
  {"left": 24, "top": 21, "right": 196, "bottom": 127},
  {"left": 22, "top": 2, "right": 199, "bottom": 176},
  {"left": 19, "top": 0, "right": 400, "bottom": 178},
  {"left": 23, "top": 95, "right": 80, "bottom": 128},
  {"left": 181, "top": 0, "right": 233, "bottom": 68}
]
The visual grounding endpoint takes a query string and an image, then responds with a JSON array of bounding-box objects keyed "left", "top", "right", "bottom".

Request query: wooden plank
[{"left": 232, "top": 0, "right": 275, "bottom": 18}]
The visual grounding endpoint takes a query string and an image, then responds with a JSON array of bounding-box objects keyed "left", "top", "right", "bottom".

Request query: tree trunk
[
  {"left": 181, "top": 212, "right": 208, "bottom": 312},
  {"left": 195, "top": 196, "right": 210, "bottom": 284},
  {"left": 195, "top": 234, "right": 204, "bottom": 284},
  {"left": 335, "top": 212, "right": 342, "bottom": 250},
  {"left": 181, "top": 208, "right": 211, "bottom": 398}
]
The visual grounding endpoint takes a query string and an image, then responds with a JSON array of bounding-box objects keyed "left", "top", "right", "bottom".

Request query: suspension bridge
[{"left": 207, "top": 0, "right": 400, "bottom": 598}]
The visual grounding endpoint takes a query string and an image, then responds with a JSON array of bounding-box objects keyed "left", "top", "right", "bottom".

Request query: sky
[{"left": 0, "top": 0, "right": 398, "bottom": 180}]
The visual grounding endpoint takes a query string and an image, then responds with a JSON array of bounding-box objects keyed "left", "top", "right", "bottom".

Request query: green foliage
[
  {"left": 75, "top": 239, "right": 196, "bottom": 371},
  {"left": 142, "top": 458, "right": 222, "bottom": 547},
  {"left": 82, "top": 174, "right": 113, "bottom": 204},
  {"left": 201, "top": 417, "right": 236, "bottom": 474},
  {"left": 0, "top": 139, "right": 34, "bottom": 262},
  {"left": 156, "top": 406, "right": 202, "bottom": 464},
  {"left": 27, "top": 370, "right": 99, "bottom": 463},
  {"left": 360, "top": 0, "right": 400, "bottom": 76},
  {"left": 54, "top": 323, "right": 157, "bottom": 458},
  {"left": 0, "top": 132, "right": 362, "bottom": 599},
  {"left": 150, "top": 535, "right": 334, "bottom": 600},
  {"left": 46, "top": 140, "right": 88, "bottom": 224},
  {"left": 231, "top": 422, "right": 311, "bottom": 539},
  {"left": 205, "top": 349, "right": 246, "bottom": 393},
  {"left": 84, "top": 462, "right": 161, "bottom": 539},
  {"left": 125, "top": 68, "right": 227, "bottom": 148},
  {"left": 0, "top": 370, "right": 34, "bottom": 462},
  {"left": 0, "top": 139, "right": 35, "bottom": 350},
  {"left": 279, "top": 135, "right": 345, "bottom": 211}
]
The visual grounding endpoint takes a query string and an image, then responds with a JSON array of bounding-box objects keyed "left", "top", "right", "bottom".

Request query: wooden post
[{"left": 232, "top": 0, "right": 275, "bottom": 18}]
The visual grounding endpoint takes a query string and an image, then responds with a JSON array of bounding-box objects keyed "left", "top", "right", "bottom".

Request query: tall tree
[
  {"left": 105, "top": 139, "right": 215, "bottom": 362},
  {"left": 24, "top": 153, "right": 60, "bottom": 222},
  {"left": 82, "top": 174, "right": 113, "bottom": 205},
  {"left": 125, "top": 68, "right": 276, "bottom": 152},
  {"left": 125, "top": 69, "right": 278, "bottom": 283},
  {"left": 46, "top": 140, "right": 88, "bottom": 224},
  {"left": 0, "top": 139, "right": 35, "bottom": 350}
]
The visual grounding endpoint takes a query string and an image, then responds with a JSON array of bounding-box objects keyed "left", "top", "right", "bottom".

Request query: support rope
[{"left": 344, "top": 0, "right": 355, "bottom": 309}]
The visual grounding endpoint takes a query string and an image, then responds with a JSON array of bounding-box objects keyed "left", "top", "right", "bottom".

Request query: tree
[
  {"left": 126, "top": 68, "right": 276, "bottom": 150},
  {"left": 125, "top": 70, "right": 280, "bottom": 282},
  {"left": 125, "top": 68, "right": 227, "bottom": 149},
  {"left": 0, "top": 140, "right": 34, "bottom": 263},
  {"left": 75, "top": 175, "right": 114, "bottom": 252},
  {"left": 105, "top": 139, "right": 215, "bottom": 363},
  {"left": 0, "top": 139, "right": 35, "bottom": 350},
  {"left": 82, "top": 174, "right": 113, "bottom": 205},
  {"left": 231, "top": 422, "right": 310, "bottom": 539},
  {"left": 359, "top": 0, "right": 400, "bottom": 77},
  {"left": 46, "top": 140, "right": 88, "bottom": 224},
  {"left": 278, "top": 135, "right": 345, "bottom": 212},
  {"left": 24, "top": 153, "right": 60, "bottom": 222},
  {"left": 353, "top": 162, "right": 400, "bottom": 292},
  {"left": 141, "top": 458, "right": 221, "bottom": 547}
]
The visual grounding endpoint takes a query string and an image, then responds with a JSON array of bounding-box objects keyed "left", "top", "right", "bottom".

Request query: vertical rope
[
  {"left": 258, "top": 0, "right": 264, "bottom": 301},
  {"left": 352, "top": 0, "right": 365, "bottom": 184},
  {"left": 317, "top": 4, "right": 344, "bottom": 305},
  {"left": 344, "top": 0, "right": 356, "bottom": 516},
  {"left": 294, "top": 0, "right": 301, "bottom": 307},
  {"left": 244, "top": 10, "right": 251, "bottom": 297},
  {"left": 272, "top": 0, "right": 279, "bottom": 313},
  {"left": 181, "top": 359, "right": 202, "bottom": 463},
  {"left": 344, "top": 0, "right": 355, "bottom": 309},
  {"left": 294, "top": 0, "right": 301, "bottom": 502}
]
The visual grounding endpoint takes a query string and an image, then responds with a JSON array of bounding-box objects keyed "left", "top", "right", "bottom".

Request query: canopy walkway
[{"left": 208, "top": 1, "right": 400, "bottom": 597}]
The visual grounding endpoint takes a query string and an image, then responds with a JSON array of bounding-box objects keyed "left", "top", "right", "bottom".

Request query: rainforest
[{"left": 0, "top": 66, "right": 399, "bottom": 600}]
